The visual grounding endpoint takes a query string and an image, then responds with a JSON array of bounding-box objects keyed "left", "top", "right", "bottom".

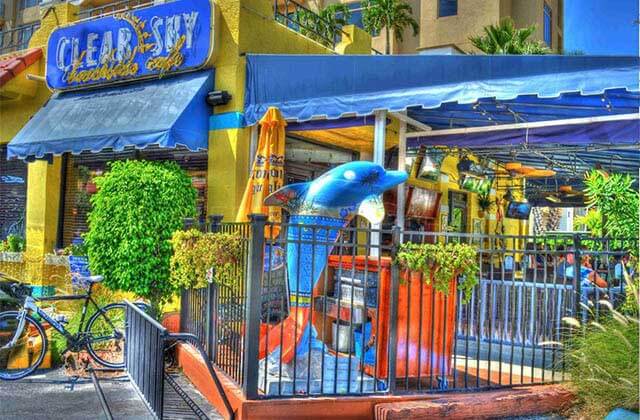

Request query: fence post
[
  {"left": 208, "top": 214, "right": 224, "bottom": 233},
  {"left": 205, "top": 215, "right": 224, "bottom": 360},
  {"left": 183, "top": 217, "right": 195, "bottom": 230},
  {"left": 387, "top": 225, "right": 401, "bottom": 394},
  {"left": 573, "top": 233, "right": 583, "bottom": 321},
  {"left": 242, "top": 214, "right": 266, "bottom": 399},
  {"left": 180, "top": 218, "right": 195, "bottom": 333}
]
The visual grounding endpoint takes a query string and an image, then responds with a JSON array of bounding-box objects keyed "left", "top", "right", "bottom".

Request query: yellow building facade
[{"left": 0, "top": 0, "right": 526, "bottom": 291}]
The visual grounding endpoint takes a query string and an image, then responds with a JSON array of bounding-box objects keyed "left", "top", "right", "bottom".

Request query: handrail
[
  {"left": 124, "top": 300, "right": 235, "bottom": 420},
  {"left": 274, "top": 0, "right": 349, "bottom": 49},
  {"left": 168, "top": 333, "right": 236, "bottom": 420}
]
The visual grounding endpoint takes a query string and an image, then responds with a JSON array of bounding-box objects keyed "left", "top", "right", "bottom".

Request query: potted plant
[
  {"left": 0, "top": 235, "right": 25, "bottom": 263},
  {"left": 169, "top": 229, "right": 243, "bottom": 290},
  {"left": 393, "top": 242, "right": 479, "bottom": 378},
  {"left": 477, "top": 192, "right": 493, "bottom": 218}
]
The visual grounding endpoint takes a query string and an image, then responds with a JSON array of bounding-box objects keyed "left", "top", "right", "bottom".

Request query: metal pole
[
  {"left": 242, "top": 214, "right": 267, "bottom": 399},
  {"left": 183, "top": 218, "right": 195, "bottom": 230},
  {"left": 573, "top": 234, "right": 583, "bottom": 322},
  {"left": 387, "top": 225, "right": 401, "bottom": 393},
  {"left": 208, "top": 214, "right": 224, "bottom": 233},
  {"left": 396, "top": 119, "right": 407, "bottom": 234},
  {"left": 371, "top": 110, "right": 387, "bottom": 257}
]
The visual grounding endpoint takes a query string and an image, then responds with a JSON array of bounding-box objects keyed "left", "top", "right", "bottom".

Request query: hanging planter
[{"left": 393, "top": 242, "right": 479, "bottom": 377}]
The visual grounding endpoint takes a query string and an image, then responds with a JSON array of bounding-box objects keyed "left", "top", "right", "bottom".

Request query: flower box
[
  {"left": 0, "top": 252, "right": 23, "bottom": 263},
  {"left": 44, "top": 254, "right": 70, "bottom": 267}
]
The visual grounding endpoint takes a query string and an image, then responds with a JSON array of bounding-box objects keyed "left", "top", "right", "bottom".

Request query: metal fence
[
  {"left": 273, "top": 0, "right": 349, "bottom": 49},
  {"left": 0, "top": 23, "right": 40, "bottom": 54},
  {"left": 76, "top": 0, "right": 153, "bottom": 20},
  {"left": 125, "top": 300, "right": 167, "bottom": 417},
  {"left": 125, "top": 300, "right": 234, "bottom": 419},
  {"left": 179, "top": 216, "right": 636, "bottom": 399}
]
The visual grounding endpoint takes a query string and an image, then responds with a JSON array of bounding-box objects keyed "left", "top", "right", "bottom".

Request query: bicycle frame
[{"left": 4, "top": 286, "right": 118, "bottom": 349}]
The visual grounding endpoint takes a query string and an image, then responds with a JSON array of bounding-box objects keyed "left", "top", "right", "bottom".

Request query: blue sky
[{"left": 564, "top": 0, "right": 639, "bottom": 55}]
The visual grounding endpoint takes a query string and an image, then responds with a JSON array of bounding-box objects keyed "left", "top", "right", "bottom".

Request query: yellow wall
[
  {"left": 208, "top": 0, "right": 372, "bottom": 220},
  {"left": 407, "top": 152, "right": 526, "bottom": 237},
  {"left": 0, "top": 3, "right": 78, "bottom": 285}
]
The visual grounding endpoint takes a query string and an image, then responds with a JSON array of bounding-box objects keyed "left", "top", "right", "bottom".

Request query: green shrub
[
  {"left": 84, "top": 160, "right": 196, "bottom": 315},
  {"left": 584, "top": 170, "right": 639, "bottom": 247},
  {"left": 169, "top": 229, "right": 244, "bottom": 289},
  {"left": 6, "top": 234, "right": 25, "bottom": 252},
  {"left": 565, "top": 268, "right": 639, "bottom": 417}
]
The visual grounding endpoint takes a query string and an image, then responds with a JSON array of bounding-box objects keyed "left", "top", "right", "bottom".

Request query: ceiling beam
[
  {"left": 406, "top": 113, "right": 640, "bottom": 138},
  {"left": 391, "top": 112, "right": 432, "bottom": 132}
]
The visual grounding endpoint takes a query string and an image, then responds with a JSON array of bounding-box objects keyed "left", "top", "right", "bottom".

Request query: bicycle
[{"left": 0, "top": 276, "right": 146, "bottom": 380}]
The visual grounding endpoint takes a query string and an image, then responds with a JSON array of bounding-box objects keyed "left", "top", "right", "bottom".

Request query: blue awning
[
  {"left": 244, "top": 54, "right": 639, "bottom": 126},
  {"left": 8, "top": 70, "right": 213, "bottom": 160}
]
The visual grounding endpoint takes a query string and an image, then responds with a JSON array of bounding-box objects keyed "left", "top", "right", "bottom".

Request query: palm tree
[
  {"left": 362, "top": 0, "right": 419, "bottom": 54},
  {"left": 296, "top": 4, "right": 351, "bottom": 48},
  {"left": 469, "top": 18, "right": 549, "bottom": 55}
]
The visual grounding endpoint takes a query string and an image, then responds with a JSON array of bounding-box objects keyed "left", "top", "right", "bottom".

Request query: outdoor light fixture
[
  {"left": 504, "top": 188, "right": 514, "bottom": 201},
  {"left": 206, "top": 90, "right": 232, "bottom": 106},
  {"left": 457, "top": 156, "right": 473, "bottom": 173}
]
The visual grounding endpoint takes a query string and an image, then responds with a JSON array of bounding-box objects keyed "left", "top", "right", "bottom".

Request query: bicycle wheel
[
  {"left": 85, "top": 303, "right": 127, "bottom": 368},
  {"left": 0, "top": 311, "right": 47, "bottom": 380}
]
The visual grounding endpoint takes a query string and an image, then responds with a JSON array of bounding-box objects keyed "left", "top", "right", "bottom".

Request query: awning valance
[
  {"left": 243, "top": 54, "right": 639, "bottom": 126},
  {"left": 8, "top": 70, "right": 213, "bottom": 160}
]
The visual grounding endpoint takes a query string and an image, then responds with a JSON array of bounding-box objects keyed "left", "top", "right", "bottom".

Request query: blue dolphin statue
[{"left": 259, "top": 161, "right": 407, "bottom": 362}]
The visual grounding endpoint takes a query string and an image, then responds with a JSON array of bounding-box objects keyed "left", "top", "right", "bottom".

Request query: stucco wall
[
  {"left": 418, "top": 0, "right": 501, "bottom": 53},
  {"left": 417, "top": 0, "right": 563, "bottom": 53},
  {"left": 511, "top": 0, "right": 562, "bottom": 51}
]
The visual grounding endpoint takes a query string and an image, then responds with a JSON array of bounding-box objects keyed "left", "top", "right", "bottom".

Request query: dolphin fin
[
  {"left": 357, "top": 195, "right": 386, "bottom": 224},
  {"left": 265, "top": 182, "right": 309, "bottom": 211}
]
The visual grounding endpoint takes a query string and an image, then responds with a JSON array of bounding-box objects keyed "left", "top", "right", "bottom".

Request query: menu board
[{"left": 261, "top": 245, "right": 289, "bottom": 322}]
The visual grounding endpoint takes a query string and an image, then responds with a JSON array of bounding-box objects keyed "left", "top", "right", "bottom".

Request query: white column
[
  {"left": 371, "top": 110, "right": 387, "bottom": 257},
  {"left": 373, "top": 110, "right": 386, "bottom": 165},
  {"left": 396, "top": 119, "right": 407, "bottom": 233}
]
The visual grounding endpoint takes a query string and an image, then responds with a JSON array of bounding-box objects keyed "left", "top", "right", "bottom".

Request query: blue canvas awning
[
  {"left": 8, "top": 70, "right": 213, "bottom": 160},
  {"left": 244, "top": 54, "right": 639, "bottom": 126}
]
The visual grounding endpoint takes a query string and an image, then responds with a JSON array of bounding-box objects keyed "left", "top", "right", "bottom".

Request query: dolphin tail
[{"left": 258, "top": 307, "right": 310, "bottom": 364}]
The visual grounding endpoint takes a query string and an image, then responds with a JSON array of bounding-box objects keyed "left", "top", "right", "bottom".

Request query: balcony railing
[
  {"left": 76, "top": 0, "right": 153, "bottom": 20},
  {"left": 274, "top": 0, "right": 349, "bottom": 50},
  {"left": 0, "top": 22, "right": 40, "bottom": 55}
]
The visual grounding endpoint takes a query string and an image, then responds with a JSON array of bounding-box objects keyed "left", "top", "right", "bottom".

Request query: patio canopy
[
  {"left": 8, "top": 70, "right": 213, "bottom": 160},
  {"left": 244, "top": 54, "right": 639, "bottom": 127}
]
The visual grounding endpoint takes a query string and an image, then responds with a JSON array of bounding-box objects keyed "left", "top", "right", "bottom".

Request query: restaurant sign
[{"left": 46, "top": 0, "right": 213, "bottom": 90}]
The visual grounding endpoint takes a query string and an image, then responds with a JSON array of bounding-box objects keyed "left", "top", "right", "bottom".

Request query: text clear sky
[{"left": 564, "top": 0, "right": 639, "bottom": 55}]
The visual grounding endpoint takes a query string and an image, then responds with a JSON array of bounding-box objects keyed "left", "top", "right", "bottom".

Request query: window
[
  {"left": 18, "top": 0, "right": 39, "bottom": 10},
  {"left": 438, "top": 0, "right": 457, "bottom": 17},
  {"left": 61, "top": 146, "right": 208, "bottom": 247},
  {"left": 0, "top": 146, "right": 28, "bottom": 240},
  {"left": 543, "top": 3, "right": 552, "bottom": 47},
  {"left": 17, "top": 24, "right": 37, "bottom": 49},
  {"left": 18, "top": 0, "right": 38, "bottom": 10}
]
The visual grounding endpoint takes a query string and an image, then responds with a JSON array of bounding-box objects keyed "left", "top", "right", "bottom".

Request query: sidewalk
[{"left": 0, "top": 368, "right": 150, "bottom": 420}]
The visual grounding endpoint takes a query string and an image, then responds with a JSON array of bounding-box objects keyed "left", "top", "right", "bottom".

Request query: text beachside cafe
[
  {"left": 7, "top": 0, "right": 216, "bottom": 231},
  {"left": 170, "top": 53, "right": 640, "bottom": 415}
]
